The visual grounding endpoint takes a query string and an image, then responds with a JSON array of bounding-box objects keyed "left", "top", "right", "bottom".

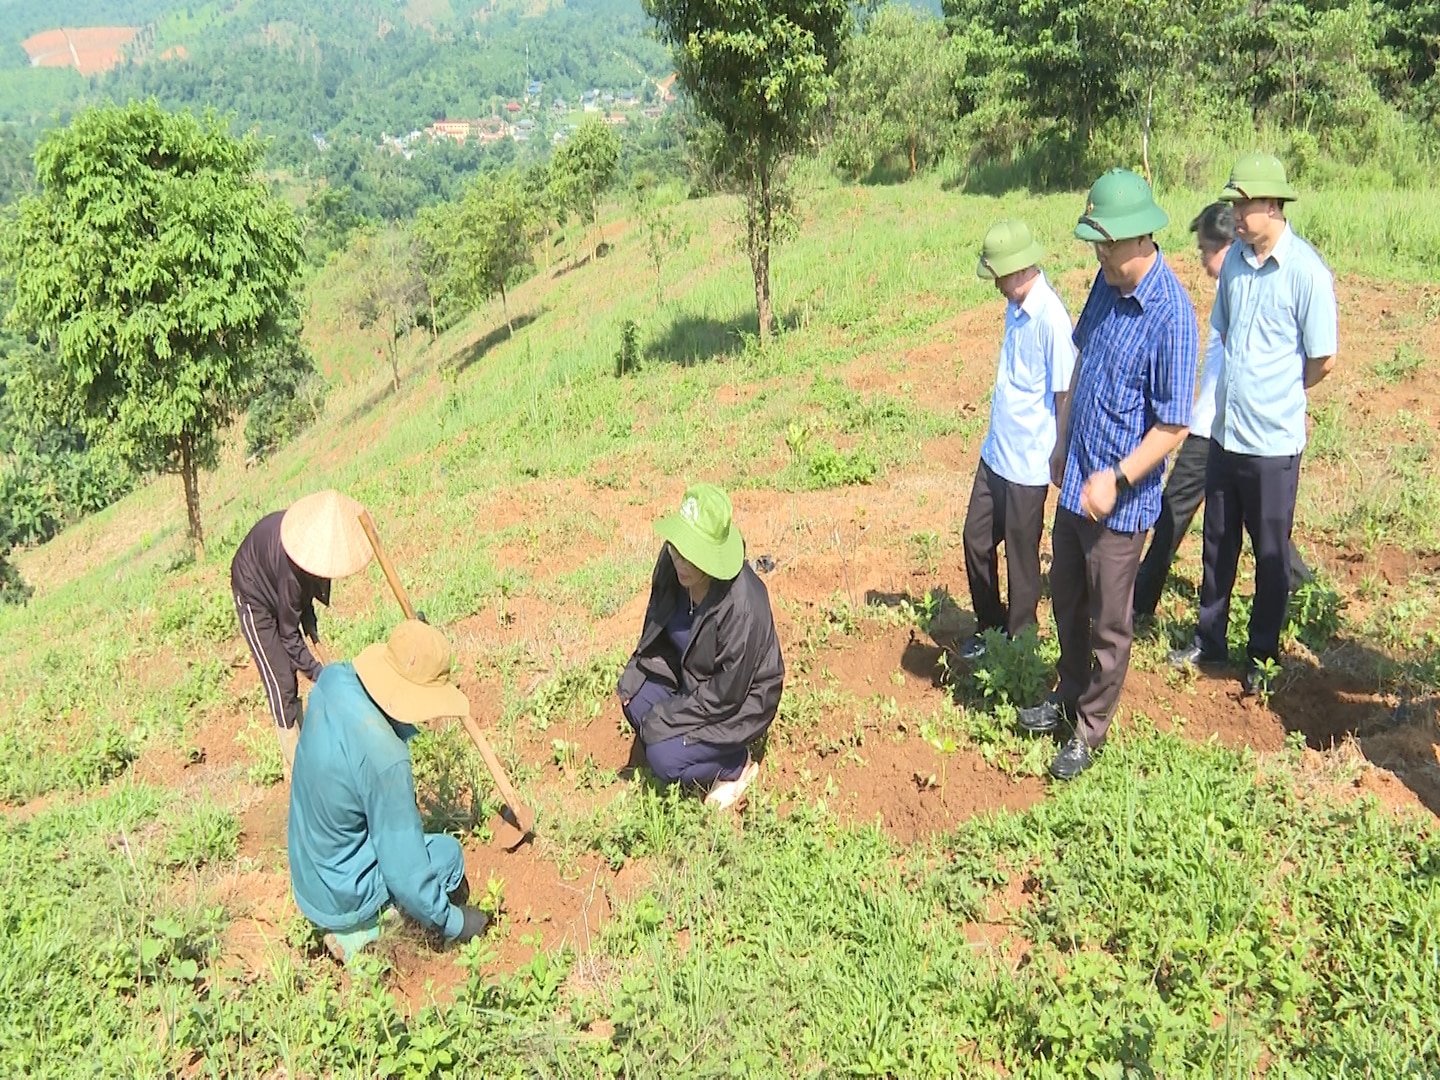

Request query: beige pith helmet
[{"left": 280, "top": 489, "right": 374, "bottom": 579}]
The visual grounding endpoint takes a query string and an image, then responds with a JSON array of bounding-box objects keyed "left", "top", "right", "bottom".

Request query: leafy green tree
[
  {"left": 341, "top": 226, "right": 431, "bottom": 392},
  {"left": 242, "top": 326, "right": 327, "bottom": 463},
  {"left": 946, "top": 0, "right": 1125, "bottom": 174},
  {"left": 1381, "top": 0, "right": 1440, "bottom": 119},
  {"left": 0, "top": 534, "right": 29, "bottom": 606},
  {"left": 521, "top": 161, "right": 564, "bottom": 273},
  {"left": 632, "top": 171, "right": 692, "bottom": 304},
  {"left": 303, "top": 185, "right": 366, "bottom": 265},
  {"left": 644, "top": 0, "right": 851, "bottom": 345},
  {"left": 0, "top": 102, "right": 303, "bottom": 560},
  {"left": 552, "top": 118, "right": 622, "bottom": 261},
  {"left": 832, "top": 5, "right": 957, "bottom": 178},
  {"left": 418, "top": 170, "right": 539, "bottom": 336}
]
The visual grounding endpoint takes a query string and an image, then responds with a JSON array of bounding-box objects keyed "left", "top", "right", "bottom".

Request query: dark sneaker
[
  {"left": 1048, "top": 736, "right": 1094, "bottom": 781},
  {"left": 1017, "top": 697, "right": 1070, "bottom": 736},
  {"left": 958, "top": 634, "right": 987, "bottom": 662},
  {"left": 1168, "top": 642, "right": 1228, "bottom": 670}
]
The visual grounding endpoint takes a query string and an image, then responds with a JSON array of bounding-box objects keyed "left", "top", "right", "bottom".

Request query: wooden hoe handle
[
  {"left": 359, "top": 509, "right": 418, "bottom": 620},
  {"left": 358, "top": 509, "right": 535, "bottom": 843}
]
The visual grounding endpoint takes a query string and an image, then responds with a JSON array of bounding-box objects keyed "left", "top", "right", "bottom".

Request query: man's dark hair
[{"left": 1190, "top": 203, "right": 1235, "bottom": 248}]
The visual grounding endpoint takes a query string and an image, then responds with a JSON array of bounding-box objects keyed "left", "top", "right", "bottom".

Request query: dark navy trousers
[
  {"left": 623, "top": 679, "right": 747, "bottom": 786},
  {"left": 1134, "top": 435, "right": 1312, "bottom": 620},
  {"left": 1196, "top": 444, "right": 1302, "bottom": 665}
]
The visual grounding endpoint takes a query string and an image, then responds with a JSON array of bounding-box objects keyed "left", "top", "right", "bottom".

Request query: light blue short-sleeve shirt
[
  {"left": 1210, "top": 224, "right": 1338, "bottom": 456},
  {"left": 979, "top": 273, "right": 1077, "bottom": 487}
]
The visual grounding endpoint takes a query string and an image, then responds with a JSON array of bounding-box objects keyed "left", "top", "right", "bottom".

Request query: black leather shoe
[
  {"left": 1017, "top": 697, "right": 1069, "bottom": 736},
  {"left": 1049, "top": 736, "right": 1093, "bottom": 781},
  {"left": 1168, "top": 642, "right": 1227, "bottom": 670},
  {"left": 1241, "top": 663, "right": 1277, "bottom": 697},
  {"left": 958, "top": 634, "right": 987, "bottom": 662}
]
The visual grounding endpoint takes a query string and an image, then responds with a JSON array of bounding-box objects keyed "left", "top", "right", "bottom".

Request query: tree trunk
[
  {"left": 387, "top": 313, "right": 400, "bottom": 392},
  {"left": 1141, "top": 82, "right": 1154, "bottom": 184},
  {"left": 500, "top": 280, "right": 513, "bottom": 336},
  {"left": 746, "top": 178, "right": 774, "bottom": 349},
  {"left": 909, "top": 135, "right": 917, "bottom": 177},
  {"left": 179, "top": 429, "right": 205, "bottom": 562}
]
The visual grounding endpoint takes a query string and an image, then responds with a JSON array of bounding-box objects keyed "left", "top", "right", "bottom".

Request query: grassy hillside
[{"left": 2, "top": 172, "right": 1438, "bottom": 1075}]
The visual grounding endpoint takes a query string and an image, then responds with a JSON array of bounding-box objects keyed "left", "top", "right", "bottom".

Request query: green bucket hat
[
  {"left": 976, "top": 219, "right": 1044, "bottom": 280},
  {"left": 1218, "top": 152, "right": 1299, "bottom": 203},
  {"left": 654, "top": 483, "right": 745, "bottom": 581},
  {"left": 1074, "top": 169, "right": 1169, "bottom": 243}
]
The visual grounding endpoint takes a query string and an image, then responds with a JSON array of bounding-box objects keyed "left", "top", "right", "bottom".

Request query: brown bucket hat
[{"left": 353, "top": 620, "right": 470, "bottom": 724}]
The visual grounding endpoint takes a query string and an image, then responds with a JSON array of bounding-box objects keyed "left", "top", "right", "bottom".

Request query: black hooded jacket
[
  {"left": 617, "top": 549, "right": 785, "bottom": 746},
  {"left": 229, "top": 511, "right": 330, "bottom": 682}
]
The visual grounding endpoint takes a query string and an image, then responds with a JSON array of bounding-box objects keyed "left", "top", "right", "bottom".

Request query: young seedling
[
  {"left": 479, "top": 876, "right": 506, "bottom": 921},
  {"left": 920, "top": 721, "right": 959, "bottom": 804}
]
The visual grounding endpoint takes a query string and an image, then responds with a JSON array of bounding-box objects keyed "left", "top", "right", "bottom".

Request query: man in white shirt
[
  {"left": 960, "top": 220, "right": 1076, "bottom": 661},
  {"left": 1132, "top": 203, "right": 1312, "bottom": 624}
]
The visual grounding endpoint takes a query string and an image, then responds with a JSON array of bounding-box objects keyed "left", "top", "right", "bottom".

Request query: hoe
[{"left": 358, "top": 510, "right": 535, "bottom": 851}]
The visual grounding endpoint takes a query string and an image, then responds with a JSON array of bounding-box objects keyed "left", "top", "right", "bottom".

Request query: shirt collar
[
  {"left": 1015, "top": 271, "right": 1050, "bottom": 319},
  {"left": 1243, "top": 222, "right": 1293, "bottom": 269},
  {"left": 1122, "top": 248, "right": 1167, "bottom": 310}
]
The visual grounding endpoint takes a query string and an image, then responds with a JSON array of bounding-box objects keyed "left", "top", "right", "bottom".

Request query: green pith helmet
[
  {"left": 1218, "top": 152, "right": 1299, "bottom": 203},
  {"left": 653, "top": 483, "right": 746, "bottom": 581},
  {"left": 1074, "top": 169, "right": 1169, "bottom": 243},
  {"left": 976, "top": 219, "right": 1044, "bottom": 280}
]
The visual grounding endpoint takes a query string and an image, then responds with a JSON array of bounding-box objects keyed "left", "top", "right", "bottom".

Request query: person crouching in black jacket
[
  {"left": 230, "top": 489, "right": 373, "bottom": 775},
  {"left": 617, "top": 484, "right": 784, "bottom": 809}
]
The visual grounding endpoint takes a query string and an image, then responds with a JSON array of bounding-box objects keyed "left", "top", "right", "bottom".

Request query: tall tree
[
  {"left": 341, "top": 225, "right": 430, "bottom": 392},
  {"left": 0, "top": 102, "right": 303, "bottom": 560},
  {"left": 551, "top": 118, "right": 621, "bottom": 262},
  {"left": 418, "top": 170, "right": 539, "bottom": 336},
  {"left": 644, "top": 0, "right": 851, "bottom": 345},
  {"left": 832, "top": 5, "right": 958, "bottom": 179}
]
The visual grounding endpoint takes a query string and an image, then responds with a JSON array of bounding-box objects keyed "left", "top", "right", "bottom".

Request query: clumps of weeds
[{"left": 163, "top": 799, "right": 241, "bottom": 869}]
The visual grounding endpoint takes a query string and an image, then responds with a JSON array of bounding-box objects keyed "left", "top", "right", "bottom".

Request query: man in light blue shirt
[
  {"left": 1171, "top": 154, "right": 1338, "bottom": 696},
  {"left": 960, "top": 219, "right": 1076, "bottom": 662},
  {"left": 1132, "top": 204, "right": 1312, "bottom": 622},
  {"left": 289, "top": 620, "right": 491, "bottom": 962}
]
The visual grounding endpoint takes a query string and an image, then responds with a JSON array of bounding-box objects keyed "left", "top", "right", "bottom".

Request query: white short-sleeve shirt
[
  {"left": 979, "top": 273, "right": 1077, "bottom": 487},
  {"left": 1188, "top": 321, "right": 1224, "bottom": 440}
]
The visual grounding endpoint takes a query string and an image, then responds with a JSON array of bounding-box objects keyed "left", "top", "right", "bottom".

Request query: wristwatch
[{"left": 1112, "top": 465, "right": 1132, "bottom": 495}]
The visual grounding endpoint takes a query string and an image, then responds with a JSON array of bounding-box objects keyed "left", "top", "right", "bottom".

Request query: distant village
[{"left": 378, "top": 74, "right": 678, "bottom": 157}]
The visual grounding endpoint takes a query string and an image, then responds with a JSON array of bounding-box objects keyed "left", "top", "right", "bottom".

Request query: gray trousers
[{"left": 1051, "top": 508, "right": 1145, "bottom": 748}]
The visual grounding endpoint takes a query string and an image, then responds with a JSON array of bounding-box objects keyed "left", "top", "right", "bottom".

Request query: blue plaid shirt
[{"left": 1059, "top": 255, "right": 1199, "bottom": 533}]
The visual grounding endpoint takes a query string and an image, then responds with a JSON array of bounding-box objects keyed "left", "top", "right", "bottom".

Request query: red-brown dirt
[{"left": 20, "top": 27, "right": 138, "bottom": 76}]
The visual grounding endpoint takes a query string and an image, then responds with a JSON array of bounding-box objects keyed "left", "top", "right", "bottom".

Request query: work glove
[
  {"left": 453, "top": 905, "right": 490, "bottom": 945},
  {"left": 301, "top": 605, "right": 320, "bottom": 643}
]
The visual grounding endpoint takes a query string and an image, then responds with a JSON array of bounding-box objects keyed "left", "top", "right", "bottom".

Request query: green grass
[
  {"left": 8, "top": 732, "right": 1433, "bottom": 1075},
  {"left": 2, "top": 167, "right": 1439, "bottom": 1076}
]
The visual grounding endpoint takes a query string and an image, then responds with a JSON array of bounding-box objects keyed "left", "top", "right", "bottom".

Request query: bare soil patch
[{"left": 20, "top": 27, "right": 138, "bottom": 75}]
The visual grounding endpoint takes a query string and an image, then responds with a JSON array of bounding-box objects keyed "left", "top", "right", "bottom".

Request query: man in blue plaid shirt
[{"left": 1016, "top": 169, "right": 1200, "bottom": 780}]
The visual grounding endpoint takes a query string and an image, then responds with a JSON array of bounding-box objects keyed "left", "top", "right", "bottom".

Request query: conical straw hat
[{"left": 280, "top": 490, "right": 373, "bottom": 579}]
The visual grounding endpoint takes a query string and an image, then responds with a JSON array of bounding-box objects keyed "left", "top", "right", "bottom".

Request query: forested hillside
[{"left": 0, "top": 0, "right": 671, "bottom": 157}]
